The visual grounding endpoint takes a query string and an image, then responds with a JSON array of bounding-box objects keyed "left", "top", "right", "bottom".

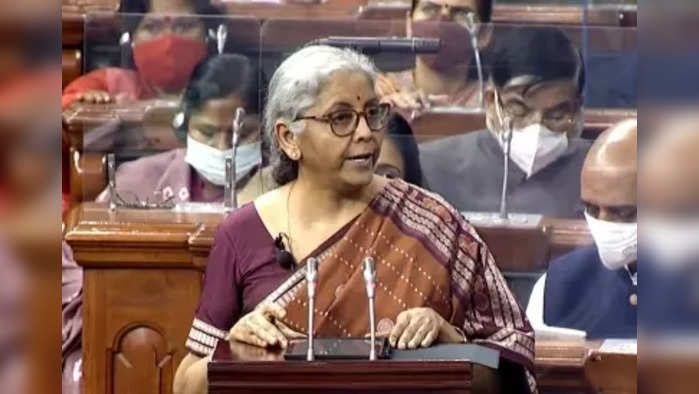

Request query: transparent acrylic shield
[{"left": 65, "top": 12, "right": 267, "bottom": 211}]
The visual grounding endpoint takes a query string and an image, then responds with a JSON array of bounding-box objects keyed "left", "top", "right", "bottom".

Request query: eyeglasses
[
  {"left": 495, "top": 91, "right": 580, "bottom": 132},
  {"left": 295, "top": 103, "right": 391, "bottom": 137},
  {"left": 414, "top": 1, "right": 480, "bottom": 25}
]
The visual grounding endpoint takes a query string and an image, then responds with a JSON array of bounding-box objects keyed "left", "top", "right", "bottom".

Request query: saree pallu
[{"left": 262, "top": 179, "right": 537, "bottom": 391}]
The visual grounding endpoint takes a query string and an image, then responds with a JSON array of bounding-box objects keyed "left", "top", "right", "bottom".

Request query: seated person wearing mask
[
  {"left": 375, "top": 113, "right": 425, "bottom": 187},
  {"left": 376, "top": 0, "right": 492, "bottom": 115},
  {"left": 62, "top": 0, "right": 221, "bottom": 107},
  {"left": 61, "top": 0, "right": 221, "bottom": 211},
  {"left": 420, "top": 26, "right": 590, "bottom": 218},
  {"left": 527, "top": 119, "right": 637, "bottom": 339},
  {"left": 96, "top": 54, "right": 275, "bottom": 205},
  {"left": 174, "top": 45, "right": 536, "bottom": 394}
]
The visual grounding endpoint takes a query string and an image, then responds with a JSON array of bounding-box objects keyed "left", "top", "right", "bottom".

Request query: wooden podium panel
[
  {"left": 535, "top": 340, "right": 637, "bottom": 394},
  {"left": 210, "top": 340, "right": 472, "bottom": 394},
  {"left": 66, "top": 204, "right": 223, "bottom": 394},
  {"left": 65, "top": 203, "right": 593, "bottom": 394}
]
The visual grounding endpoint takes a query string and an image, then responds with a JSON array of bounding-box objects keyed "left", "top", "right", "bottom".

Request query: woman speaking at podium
[{"left": 174, "top": 45, "right": 535, "bottom": 394}]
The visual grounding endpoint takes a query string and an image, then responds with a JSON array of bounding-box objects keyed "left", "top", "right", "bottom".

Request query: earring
[{"left": 290, "top": 150, "right": 301, "bottom": 160}]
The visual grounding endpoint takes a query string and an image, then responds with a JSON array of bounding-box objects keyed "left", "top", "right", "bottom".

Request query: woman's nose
[
  {"left": 440, "top": 5, "right": 453, "bottom": 18},
  {"left": 353, "top": 116, "right": 373, "bottom": 140},
  {"left": 531, "top": 111, "right": 545, "bottom": 125},
  {"left": 216, "top": 129, "right": 232, "bottom": 150}
]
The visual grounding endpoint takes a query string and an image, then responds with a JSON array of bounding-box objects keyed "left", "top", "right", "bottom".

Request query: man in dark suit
[{"left": 527, "top": 119, "right": 637, "bottom": 339}]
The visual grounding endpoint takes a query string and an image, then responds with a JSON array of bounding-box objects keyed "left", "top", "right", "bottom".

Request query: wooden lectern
[{"left": 209, "top": 340, "right": 473, "bottom": 394}]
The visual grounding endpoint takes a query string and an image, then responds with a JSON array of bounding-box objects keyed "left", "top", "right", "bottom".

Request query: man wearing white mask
[
  {"left": 527, "top": 119, "right": 637, "bottom": 338},
  {"left": 96, "top": 54, "right": 276, "bottom": 205},
  {"left": 419, "top": 26, "right": 589, "bottom": 218}
]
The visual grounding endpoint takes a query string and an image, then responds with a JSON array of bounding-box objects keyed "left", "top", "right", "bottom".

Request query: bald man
[
  {"left": 640, "top": 115, "right": 699, "bottom": 333},
  {"left": 526, "top": 119, "right": 637, "bottom": 339}
]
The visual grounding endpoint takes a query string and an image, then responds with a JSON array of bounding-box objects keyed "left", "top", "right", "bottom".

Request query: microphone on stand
[
  {"left": 499, "top": 126, "right": 513, "bottom": 220},
  {"left": 362, "top": 257, "right": 377, "bottom": 360},
  {"left": 305, "top": 257, "right": 319, "bottom": 361},
  {"left": 224, "top": 107, "right": 245, "bottom": 213},
  {"left": 107, "top": 153, "right": 117, "bottom": 212},
  {"left": 464, "top": 12, "right": 484, "bottom": 109},
  {"left": 308, "top": 36, "right": 440, "bottom": 54}
]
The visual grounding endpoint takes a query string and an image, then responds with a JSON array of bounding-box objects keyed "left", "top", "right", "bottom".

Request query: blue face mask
[
  {"left": 234, "top": 140, "right": 263, "bottom": 176},
  {"left": 185, "top": 135, "right": 262, "bottom": 186}
]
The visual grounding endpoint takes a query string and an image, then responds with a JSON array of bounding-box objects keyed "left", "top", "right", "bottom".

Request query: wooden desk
[
  {"left": 210, "top": 340, "right": 473, "bottom": 394},
  {"left": 411, "top": 109, "right": 637, "bottom": 143},
  {"left": 210, "top": 338, "right": 635, "bottom": 394},
  {"left": 65, "top": 203, "right": 591, "bottom": 394},
  {"left": 536, "top": 339, "right": 637, "bottom": 394}
]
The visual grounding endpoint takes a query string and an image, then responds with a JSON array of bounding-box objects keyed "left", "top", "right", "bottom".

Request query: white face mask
[
  {"left": 184, "top": 135, "right": 262, "bottom": 186},
  {"left": 585, "top": 212, "right": 638, "bottom": 271},
  {"left": 504, "top": 123, "right": 569, "bottom": 178},
  {"left": 642, "top": 216, "right": 699, "bottom": 271}
]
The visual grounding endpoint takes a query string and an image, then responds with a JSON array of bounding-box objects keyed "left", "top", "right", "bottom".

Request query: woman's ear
[{"left": 275, "top": 120, "right": 301, "bottom": 161}]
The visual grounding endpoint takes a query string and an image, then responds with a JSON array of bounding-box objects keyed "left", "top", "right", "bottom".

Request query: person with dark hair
[
  {"left": 61, "top": 0, "right": 221, "bottom": 108},
  {"left": 377, "top": 0, "right": 493, "bottom": 116},
  {"left": 95, "top": 53, "right": 273, "bottom": 205},
  {"left": 420, "top": 26, "right": 591, "bottom": 218},
  {"left": 63, "top": 54, "right": 270, "bottom": 394},
  {"left": 174, "top": 45, "right": 536, "bottom": 394},
  {"left": 375, "top": 113, "right": 425, "bottom": 187}
]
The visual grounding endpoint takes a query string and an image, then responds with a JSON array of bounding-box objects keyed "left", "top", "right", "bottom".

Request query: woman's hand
[
  {"left": 76, "top": 89, "right": 113, "bottom": 104},
  {"left": 226, "top": 303, "right": 302, "bottom": 349},
  {"left": 388, "top": 307, "right": 464, "bottom": 349},
  {"left": 376, "top": 74, "right": 430, "bottom": 111}
]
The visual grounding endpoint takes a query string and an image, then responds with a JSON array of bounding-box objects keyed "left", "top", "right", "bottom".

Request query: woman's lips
[{"left": 345, "top": 153, "right": 375, "bottom": 168}]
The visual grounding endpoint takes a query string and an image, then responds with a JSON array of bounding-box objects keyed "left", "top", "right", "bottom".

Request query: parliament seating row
[
  {"left": 61, "top": 0, "right": 638, "bottom": 84},
  {"left": 62, "top": 99, "right": 635, "bottom": 205}
]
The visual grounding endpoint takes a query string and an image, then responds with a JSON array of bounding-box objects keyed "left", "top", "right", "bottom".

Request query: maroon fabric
[
  {"left": 194, "top": 203, "right": 292, "bottom": 331},
  {"left": 188, "top": 167, "right": 224, "bottom": 203}
]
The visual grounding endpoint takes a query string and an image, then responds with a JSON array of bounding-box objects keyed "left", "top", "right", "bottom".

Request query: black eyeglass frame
[{"left": 294, "top": 102, "right": 392, "bottom": 137}]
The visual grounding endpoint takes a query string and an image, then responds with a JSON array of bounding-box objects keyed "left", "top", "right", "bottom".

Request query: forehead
[
  {"left": 191, "top": 95, "right": 247, "bottom": 121},
  {"left": 148, "top": 0, "right": 194, "bottom": 13},
  {"left": 316, "top": 70, "right": 376, "bottom": 108},
  {"left": 502, "top": 79, "right": 578, "bottom": 107},
  {"left": 416, "top": 0, "right": 479, "bottom": 7},
  {"left": 581, "top": 167, "right": 637, "bottom": 205}
]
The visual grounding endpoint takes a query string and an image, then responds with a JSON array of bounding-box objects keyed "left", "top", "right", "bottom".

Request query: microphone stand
[
  {"left": 224, "top": 108, "right": 245, "bottom": 213},
  {"left": 362, "top": 257, "right": 377, "bottom": 360},
  {"left": 305, "top": 257, "right": 319, "bottom": 361},
  {"left": 465, "top": 13, "right": 484, "bottom": 109},
  {"left": 499, "top": 126, "right": 513, "bottom": 220},
  {"left": 107, "top": 153, "right": 117, "bottom": 212}
]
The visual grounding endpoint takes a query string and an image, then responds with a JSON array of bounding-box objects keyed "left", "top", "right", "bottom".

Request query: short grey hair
[{"left": 263, "top": 45, "right": 379, "bottom": 184}]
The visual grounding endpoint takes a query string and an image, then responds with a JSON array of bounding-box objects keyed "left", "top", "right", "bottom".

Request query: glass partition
[{"left": 68, "top": 12, "right": 267, "bottom": 209}]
